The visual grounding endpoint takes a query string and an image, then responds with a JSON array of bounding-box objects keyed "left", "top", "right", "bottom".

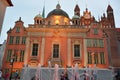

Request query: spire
[
  {"left": 42, "top": 0, "right": 45, "bottom": 18},
  {"left": 56, "top": 2, "right": 61, "bottom": 9},
  {"left": 74, "top": 4, "right": 80, "bottom": 12},
  {"left": 19, "top": 17, "right": 21, "bottom": 21},
  {"left": 74, "top": 4, "right": 80, "bottom": 16},
  {"left": 107, "top": 4, "right": 113, "bottom": 12}
]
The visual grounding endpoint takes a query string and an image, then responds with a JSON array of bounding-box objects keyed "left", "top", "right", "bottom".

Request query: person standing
[
  {"left": 14, "top": 70, "right": 19, "bottom": 80},
  {"left": 60, "top": 72, "right": 64, "bottom": 80},
  {"left": 4, "top": 72, "right": 9, "bottom": 80}
]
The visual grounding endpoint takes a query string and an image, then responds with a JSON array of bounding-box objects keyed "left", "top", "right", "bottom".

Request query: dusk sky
[{"left": 0, "top": 0, "right": 120, "bottom": 43}]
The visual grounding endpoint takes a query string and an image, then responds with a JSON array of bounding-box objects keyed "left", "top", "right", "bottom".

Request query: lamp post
[{"left": 9, "top": 54, "right": 15, "bottom": 80}]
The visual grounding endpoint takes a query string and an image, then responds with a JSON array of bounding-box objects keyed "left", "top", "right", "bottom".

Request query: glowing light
[{"left": 55, "top": 20, "right": 59, "bottom": 25}]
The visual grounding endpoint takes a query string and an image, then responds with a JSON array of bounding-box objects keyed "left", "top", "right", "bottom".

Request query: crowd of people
[
  {"left": 60, "top": 70, "right": 69, "bottom": 80},
  {"left": 0, "top": 69, "right": 19, "bottom": 80}
]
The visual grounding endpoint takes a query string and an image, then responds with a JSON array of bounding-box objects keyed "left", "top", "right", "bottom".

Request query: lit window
[
  {"left": 74, "top": 44, "right": 80, "bottom": 57},
  {"left": 32, "top": 44, "right": 38, "bottom": 56},
  {"left": 53, "top": 44, "right": 59, "bottom": 58}
]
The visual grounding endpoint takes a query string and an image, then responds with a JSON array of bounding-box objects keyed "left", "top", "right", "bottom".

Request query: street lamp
[{"left": 9, "top": 54, "right": 15, "bottom": 80}]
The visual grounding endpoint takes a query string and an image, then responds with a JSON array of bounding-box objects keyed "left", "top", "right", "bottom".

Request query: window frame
[
  {"left": 32, "top": 43, "right": 38, "bottom": 56},
  {"left": 74, "top": 44, "right": 80, "bottom": 58},
  {"left": 53, "top": 44, "right": 59, "bottom": 58}
]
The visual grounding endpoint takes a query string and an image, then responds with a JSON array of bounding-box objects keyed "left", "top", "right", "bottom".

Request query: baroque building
[
  {"left": 2, "top": 3, "right": 120, "bottom": 75},
  {"left": 0, "top": 0, "right": 13, "bottom": 35}
]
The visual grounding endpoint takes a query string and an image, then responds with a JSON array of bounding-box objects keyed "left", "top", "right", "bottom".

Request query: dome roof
[
  {"left": 47, "top": 3, "right": 69, "bottom": 18},
  {"left": 35, "top": 14, "right": 43, "bottom": 18},
  {"left": 72, "top": 15, "right": 80, "bottom": 19}
]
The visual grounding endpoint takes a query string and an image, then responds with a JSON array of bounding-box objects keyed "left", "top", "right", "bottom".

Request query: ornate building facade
[
  {"left": 2, "top": 3, "right": 120, "bottom": 74},
  {"left": 0, "top": 0, "right": 13, "bottom": 35}
]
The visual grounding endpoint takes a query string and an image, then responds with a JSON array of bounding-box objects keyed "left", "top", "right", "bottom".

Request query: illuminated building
[{"left": 2, "top": 3, "right": 120, "bottom": 75}]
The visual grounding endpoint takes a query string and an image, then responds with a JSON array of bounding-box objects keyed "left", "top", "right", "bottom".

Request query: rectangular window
[
  {"left": 32, "top": 44, "right": 38, "bottom": 56},
  {"left": 100, "top": 52, "right": 105, "bottom": 64},
  {"left": 20, "top": 50, "right": 24, "bottom": 62},
  {"left": 53, "top": 44, "right": 59, "bottom": 58},
  {"left": 94, "top": 28, "right": 98, "bottom": 35},
  {"left": 6, "top": 50, "right": 12, "bottom": 62},
  {"left": 9, "top": 36, "right": 14, "bottom": 44},
  {"left": 93, "top": 39, "right": 97, "bottom": 47},
  {"left": 87, "top": 52, "right": 92, "bottom": 64},
  {"left": 94, "top": 52, "right": 99, "bottom": 64},
  {"left": 74, "top": 44, "right": 80, "bottom": 57},
  {"left": 99, "top": 39, "right": 104, "bottom": 48},
  {"left": 21, "top": 36, "right": 26, "bottom": 44},
  {"left": 15, "top": 36, "right": 20, "bottom": 44},
  {"left": 87, "top": 39, "right": 92, "bottom": 47},
  {"left": 16, "top": 27, "right": 20, "bottom": 33},
  {"left": 14, "top": 50, "right": 18, "bottom": 62},
  {"left": 87, "top": 39, "right": 93, "bottom": 47}
]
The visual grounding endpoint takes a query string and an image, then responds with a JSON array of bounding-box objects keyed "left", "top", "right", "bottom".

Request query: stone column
[
  {"left": 40, "top": 38, "right": 45, "bottom": 66},
  {"left": 84, "top": 39, "right": 87, "bottom": 67},
  {"left": 67, "top": 38, "right": 71, "bottom": 67},
  {"left": 24, "top": 37, "right": 29, "bottom": 66}
]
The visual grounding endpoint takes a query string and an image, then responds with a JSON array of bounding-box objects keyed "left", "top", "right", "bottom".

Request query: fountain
[
  {"left": 35, "top": 63, "right": 42, "bottom": 80},
  {"left": 53, "top": 64, "right": 59, "bottom": 80},
  {"left": 20, "top": 63, "right": 113, "bottom": 80},
  {"left": 48, "top": 61, "right": 52, "bottom": 80},
  {"left": 21, "top": 64, "right": 30, "bottom": 80}
]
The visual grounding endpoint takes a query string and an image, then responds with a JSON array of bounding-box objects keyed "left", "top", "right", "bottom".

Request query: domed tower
[
  {"left": 107, "top": 4, "right": 115, "bottom": 28},
  {"left": 46, "top": 3, "right": 70, "bottom": 25},
  {"left": 34, "top": 13, "right": 44, "bottom": 25},
  {"left": 72, "top": 15, "right": 80, "bottom": 25}
]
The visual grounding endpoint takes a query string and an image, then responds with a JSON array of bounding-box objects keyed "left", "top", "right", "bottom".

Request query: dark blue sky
[{"left": 0, "top": 0, "right": 120, "bottom": 43}]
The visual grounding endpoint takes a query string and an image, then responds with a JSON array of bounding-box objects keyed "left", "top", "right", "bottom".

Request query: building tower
[
  {"left": 107, "top": 4, "right": 115, "bottom": 28},
  {"left": 72, "top": 4, "right": 80, "bottom": 25},
  {"left": 34, "top": 13, "right": 44, "bottom": 25},
  {"left": 74, "top": 4, "right": 80, "bottom": 16}
]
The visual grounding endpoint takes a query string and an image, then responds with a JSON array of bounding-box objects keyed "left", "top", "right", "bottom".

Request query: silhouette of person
[{"left": 60, "top": 72, "right": 64, "bottom": 80}]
